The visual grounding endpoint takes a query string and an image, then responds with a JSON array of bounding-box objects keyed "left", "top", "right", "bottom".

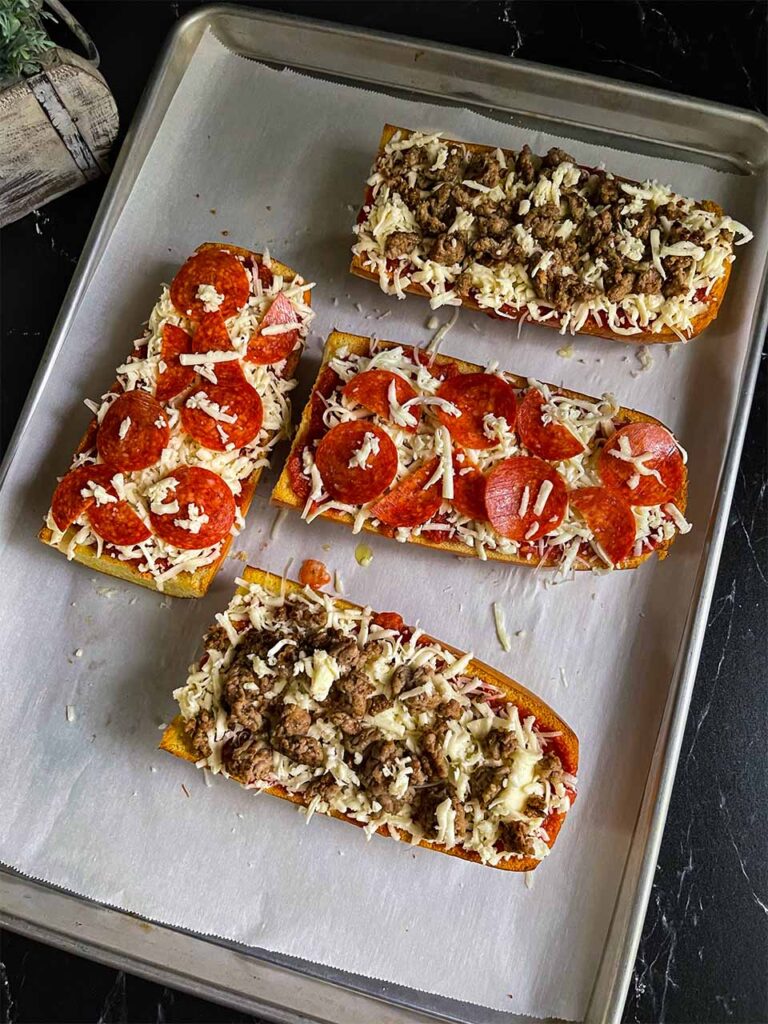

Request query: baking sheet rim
[{"left": 1, "top": 7, "right": 767, "bottom": 1024}]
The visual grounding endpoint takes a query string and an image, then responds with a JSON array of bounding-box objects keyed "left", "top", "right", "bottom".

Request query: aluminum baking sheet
[{"left": 1, "top": 8, "right": 767, "bottom": 1024}]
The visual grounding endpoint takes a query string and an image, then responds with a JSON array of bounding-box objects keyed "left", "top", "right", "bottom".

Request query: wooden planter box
[{"left": 0, "top": 21, "right": 118, "bottom": 227}]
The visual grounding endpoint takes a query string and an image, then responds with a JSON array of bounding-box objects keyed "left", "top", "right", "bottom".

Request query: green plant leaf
[{"left": 0, "top": 0, "right": 56, "bottom": 79}]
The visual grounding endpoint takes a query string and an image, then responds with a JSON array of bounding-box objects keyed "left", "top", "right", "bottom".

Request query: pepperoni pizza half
[
  {"left": 39, "top": 244, "right": 314, "bottom": 597},
  {"left": 272, "top": 331, "right": 691, "bottom": 573}
]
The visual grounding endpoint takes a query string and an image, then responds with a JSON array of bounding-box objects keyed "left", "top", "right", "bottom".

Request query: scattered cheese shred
[
  {"left": 427, "top": 306, "right": 460, "bottom": 354},
  {"left": 196, "top": 283, "right": 224, "bottom": 312},
  {"left": 518, "top": 485, "right": 530, "bottom": 518},
  {"left": 533, "top": 480, "right": 553, "bottom": 517},
  {"left": 179, "top": 351, "right": 240, "bottom": 366},
  {"left": 492, "top": 602, "right": 511, "bottom": 652},
  {"left": 631, "top": 345, "right": 654, "bottom": 376},
  {"left": 437, "top": 424, "right": 454, "bottom": 500},
  {"left": 261, "top": 321, "right": 302, "bottom": 336},
  {"left": 348, "top": 431, "right": 380, "bottom": 470},
  {"left": 270, "top": 507, "right": 287, "bottom": 539}
]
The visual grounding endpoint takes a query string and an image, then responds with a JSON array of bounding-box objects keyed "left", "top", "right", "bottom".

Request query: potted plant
[{"left": 0, "top": 0, "right": 118, "bottom": 226}]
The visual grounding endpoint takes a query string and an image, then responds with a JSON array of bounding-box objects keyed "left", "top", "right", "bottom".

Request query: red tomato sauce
[{"left": 298, "top": 559, "right": 331, "bottom": 589}]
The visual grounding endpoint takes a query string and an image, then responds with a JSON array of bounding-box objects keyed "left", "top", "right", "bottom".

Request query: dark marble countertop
[{"left": 1, "top": 3, "right": 766, "bottom": 1022}]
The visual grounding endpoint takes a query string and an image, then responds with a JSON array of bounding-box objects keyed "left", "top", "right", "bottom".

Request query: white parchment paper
[{"left": 0, "top": 30, "right": 764, "bottom": 1020}]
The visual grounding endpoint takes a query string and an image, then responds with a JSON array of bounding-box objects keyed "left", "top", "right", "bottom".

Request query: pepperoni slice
[
  {"left": 97, "top": 391, "right": 170, "bottom": 472},
  {"left": 288, "top": 367, "right": 343, "bottom": 502},
  {"left": 51, "top": 464, "right": 116, "bottom": 531},
  {"left": 517, "top": 388, "right": 584, "bottom": 462},
  {"left": 372, "top": 611, "right": 405, "bottom": 632},
  {"left": 287, "top": 453, "right": 311, "bottom": 502},
  {"left": 181, "top": 382, "right": 263, "bottom": 452},
  {"left": 451, "top": 456, "right": 487, "bottom": 521},
  {"left": 315, "top": 421, "right": 398, "bottom": 504},
  {"left": 156, "top": 323, "right": 195, "bottom": 403},
  {"left": 569, "top": 486, "right": 636, "bottom": 565},
  {"left": 88, "top": 500, "right": 150, "bottom": 546},
  {"left": 192, "top": 311, "right": 232, "bottom": 353},
  {"left": 190, "top": 312, "right": 246, "bottom": 386},
  {"left": 149, "top": 467, "right": 236, "bottom": 550},
  {"left": 255, "top": 261, "right": 273, "bottom": 289},
  {"left": 437, "top": 373, "right": 518, "bottom": 450},
  {"left": 246, "top": 292, "right": 299, "bottom": 364},
  {"left": 342, "top": 369, "right": 419, "bottom": 431},
  {"left": 210, "top": 360, "right": 248, "bottom": 387},
  {"left": 484, "top": 456, "right": 568, "bottom": 541},
  {"left": 599, "top": 423, "right": 684, "bottom": 506},
  {"left": 170, "top": 249, "right": 249, "bottom": 321},
  {"left": 369, "top": 458, "right": 442, "bottom": 528},
  {"left": 412, "top": 348, "right": 460, "bottom": 381},
  {"left": 308, "top": 367, "right": 342, "bottom": 436},
  {"left": 420, "top": 510, "right": 457, "bottom": 544}
]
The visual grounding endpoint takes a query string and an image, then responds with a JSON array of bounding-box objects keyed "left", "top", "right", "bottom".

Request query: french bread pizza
[
  {"left": 39, "top": 244, "right": 314, "bottom": 597},
  {"left": 161, "top": 566, "right": 578, "bottom": 871},
  {"left": 351, "top": 125, "right": 752, "bottom": 343},
  {"left": 272, "top": 331, "right": 691, "bottom": 573}
]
